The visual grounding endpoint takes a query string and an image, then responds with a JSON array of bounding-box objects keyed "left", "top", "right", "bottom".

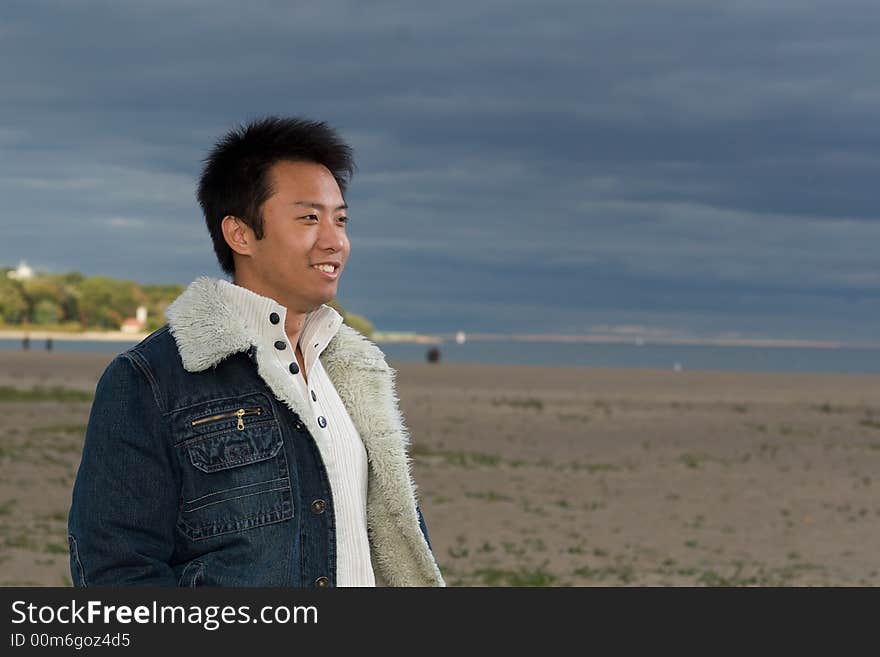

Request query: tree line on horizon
[{"left": 0, "top": 267, "right": 374, "bottom": 338}]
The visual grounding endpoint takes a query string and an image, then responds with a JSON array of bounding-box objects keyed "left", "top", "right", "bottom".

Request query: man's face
[{"left": 242, "top": 160, "right": 350, "bottom": 312}]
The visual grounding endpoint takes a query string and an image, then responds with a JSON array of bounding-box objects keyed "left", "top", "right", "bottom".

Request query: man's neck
[
  {"left": 232, "top": 276, "right": 309, "bottom": 348},
  {"left": 284, "top": 311, "right": 307, "bottom": 351},
  {"left": 284, "top": 313, "right": 310, "bottom": 385}
]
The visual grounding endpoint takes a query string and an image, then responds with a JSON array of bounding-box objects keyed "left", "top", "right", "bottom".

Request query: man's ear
[{"left": 221, "top": 215, "right": 253, "bottom": 257}]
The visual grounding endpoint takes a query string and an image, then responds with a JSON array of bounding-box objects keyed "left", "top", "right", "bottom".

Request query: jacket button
[
  {"left": 317, "top": 416, "right": 327, "bottom": 428},
  {"left": 274, "top": 340, "right": 287, "bottom": 350},
  {"left": 311, "top": 390, "right": 317, "bottom": 401},
  {"left": 314, "top": 576, "right": 330, "bottom": 588},
  {"left": 269, "top": 312, "right": 280, "bottom": 325},
  {"left": 311, "top": 499, "right": 327, "bottom": 514},
  {"left": 289, "top": 362, "right": 300, "bottom": 374}
]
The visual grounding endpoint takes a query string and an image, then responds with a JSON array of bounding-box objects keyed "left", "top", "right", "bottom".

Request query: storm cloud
[{"left": 1, "top": 0, "right": 877, "bottom": 339}]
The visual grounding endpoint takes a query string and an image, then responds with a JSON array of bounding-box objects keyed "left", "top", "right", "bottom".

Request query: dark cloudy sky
[{"left": 2, "top": 1, "right": 878, "bottom": 340}]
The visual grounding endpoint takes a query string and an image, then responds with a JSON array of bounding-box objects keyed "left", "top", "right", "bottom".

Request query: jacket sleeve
[{"left": 68, "top": 352, "right": 181, "bottom": 586}]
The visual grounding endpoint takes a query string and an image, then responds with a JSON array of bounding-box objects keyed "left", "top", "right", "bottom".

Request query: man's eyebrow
[{"left": 291, "top": 201, "right": 348, "bottom": 211}]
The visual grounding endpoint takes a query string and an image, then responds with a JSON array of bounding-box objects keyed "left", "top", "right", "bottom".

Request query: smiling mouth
[{"left": 312, "top": 264, "right": 338, "bottom": 274}]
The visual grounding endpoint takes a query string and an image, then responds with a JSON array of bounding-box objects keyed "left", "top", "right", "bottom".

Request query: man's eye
[
  {"left": 302, "top": 214, "right": 318, "bottom": 221},
  {"left": 337, "top": 216, "right": 349, "bottom": 224}
]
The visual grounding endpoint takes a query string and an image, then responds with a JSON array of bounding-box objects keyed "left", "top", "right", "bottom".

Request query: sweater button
[
  {"left": 311, "top": 499, "right": 327, "bottom": 514},
  {"left": 314, "top": 576, "right": 330, "bottom": 588},
  {"left": 289, "top": 362, "right": 300, "bottom": 374},
  {"left": 317, "top": 416, "right": 327, "bottom": 428},
  {"left": 274, "top": 340, "right": 287, "bottom": 350},
  {"left": 269, "top": 312, "right": 280, "bottom": 325}
]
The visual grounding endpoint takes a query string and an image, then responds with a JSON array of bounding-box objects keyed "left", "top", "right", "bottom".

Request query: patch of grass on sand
[
  {"left": 574, "top": 563, "right": 636, "bottom": 584},
  {"left": 0, "top": 441, "right": 76, "bottom": 466},
  {"left": 0, "top": 386, "right": 93, "bottom": 403},
  {"left": 411, "top": 446, "right": 502, "bottom": 468},
  {"left": 501, "top": 541, "right": 527, "bottom": 557},
  {"left": 464, "top": 490, "right": 512, "bottom": 503},
  {"left": 693, "top": 561, "right": 825, "bottom": 586},
  {"left": 4, "top": 532, "right": 37, "bottom": 550},
  {"left": 859, "top": 419, "right": 880, "bottom": 430},
  {"left": 491, "top": 397, "right": 544, "bottom": 412},
  {"left": 568, "top": 461, "right": 620, "bottom": 473},
  {"left": 30, "top": 424, "right": 88, "bottom": 436},
  {"left": 592, "top": 400, "right": 613, "bottom": 415},
  {"left": 758, "top": 442, "right": 779, "bottom": 458},
  {"left": 414, "top": 445, "right": 621, "bottom": 473},
  {"left": 471, "top": 564, "right": 557, "bottom": 586},
  {"left": 814, "top": 403, "right": 846, "bottom": 414},
  {"left": 678, "top": 453, "right": 728, "bottom": 469}
]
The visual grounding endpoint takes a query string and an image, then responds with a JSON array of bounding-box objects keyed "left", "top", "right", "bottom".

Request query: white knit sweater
[{"left": 218, "top": 280, "right": 376, "bottom": 586}]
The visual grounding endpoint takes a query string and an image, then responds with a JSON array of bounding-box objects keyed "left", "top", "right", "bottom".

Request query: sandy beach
[{"left": 2, "top": 350, "right": 880, "bottom": 586}]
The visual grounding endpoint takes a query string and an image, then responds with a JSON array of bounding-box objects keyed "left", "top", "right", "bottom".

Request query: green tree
[
  {"left": 141, "top": 283, "right": 185, "bottom": 331},
  {"left": 0, "top": 277, "right": 28, "bottom": 323},
  {"left": 343, "top": 311, "right": 374, "bottom": 338},
  {"left": 22, "top": 276, "right": 77, "bottom": 323},
  {"left": 326, "top": 299, "right": 374, "bottom": 338},
  {"left": 32, "top": 299, "right": 63, "bottom": 324},
  {"left": 77, "top": 276, "right": 140, "bottom": 329}
]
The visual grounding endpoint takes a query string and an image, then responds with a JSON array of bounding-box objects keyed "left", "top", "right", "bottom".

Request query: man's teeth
[{"left": 313, "top": 264, "right": 336, "bottom": 273}]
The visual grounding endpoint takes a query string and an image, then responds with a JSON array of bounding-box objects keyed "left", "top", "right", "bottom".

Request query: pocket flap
[{"left": 186, "top": 424, "right": 283, "bottom": 473}]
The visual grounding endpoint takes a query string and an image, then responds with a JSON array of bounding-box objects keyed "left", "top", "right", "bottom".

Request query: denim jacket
[{"left": 68, "top": 277, "right": 445, "bottom": 587}]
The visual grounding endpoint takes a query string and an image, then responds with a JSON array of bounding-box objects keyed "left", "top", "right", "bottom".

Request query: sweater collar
[
  {"left": 217, "top": 279, "right": 342, "bottom": 375},
  {"left": 165, "top": 276, "right": 375, "bottom": 373}
]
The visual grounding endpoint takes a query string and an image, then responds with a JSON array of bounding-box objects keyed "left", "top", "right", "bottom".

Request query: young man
[{"left": 68, "top": 117, "right": 444, "bottom": 587}]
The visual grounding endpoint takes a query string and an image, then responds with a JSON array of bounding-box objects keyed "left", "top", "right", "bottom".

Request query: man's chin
[{"left": 303, "top": 294, "right": 337, "bottom": 311}]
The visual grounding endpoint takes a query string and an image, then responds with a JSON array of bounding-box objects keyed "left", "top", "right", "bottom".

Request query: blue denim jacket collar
[{"left": 166, "top": 276, "right": 444, "bottom": 586}]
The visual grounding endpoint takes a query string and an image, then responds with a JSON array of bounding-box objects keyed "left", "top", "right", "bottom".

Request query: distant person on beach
[
  {"left": 45, "top": 337, "right": 53, "bottom": 352},
  {"left": 426, "top": 346, "right": 441, "bottom": 363},
  {"left": 68, "top": 116, "right": 443, "bottom": 587},
  {"left": 21, "top": 334, "right": 29, "bottom": 351}
]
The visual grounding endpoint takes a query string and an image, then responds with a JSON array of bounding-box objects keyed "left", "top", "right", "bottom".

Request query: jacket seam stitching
[
  {"left": 183, "top": 476, "right": 290, "bottom": 505},
  {"left": 124, "top": 351, "right": 165, "bottom": 413},
  {"left": 179, "top": 559, "right": 204, "bottom": 587},
  {"left": 68, "top": 533, "right": 87, "bottom": 587},
  {"left": 177, "top": 509, "right": 292, "bottom": 541},
  {"left": 181, "top": 486, "right": 289, "bottom": 512}
]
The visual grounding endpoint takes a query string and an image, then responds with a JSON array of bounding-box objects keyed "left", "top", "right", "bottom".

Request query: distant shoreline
[
  {"left": 0, "top": 330, "right": 149, "bottom": 343},
  {"left": 0, "top": 329, "right": 441, "bottom": 345},
  {"left": 0, "top": 329, "right": 876, "bottom": 350}
]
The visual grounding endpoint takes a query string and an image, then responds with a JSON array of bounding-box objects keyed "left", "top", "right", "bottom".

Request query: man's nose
[{"left": 317, "top": 218, "right": 345, "bottom": 251}]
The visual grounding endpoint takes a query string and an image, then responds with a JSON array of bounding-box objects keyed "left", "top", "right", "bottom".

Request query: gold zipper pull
[{"left": 236, "top": 408, "right": 246, "bottom": 430}]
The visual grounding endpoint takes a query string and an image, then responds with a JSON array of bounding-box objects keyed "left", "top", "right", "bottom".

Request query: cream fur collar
[{"left": 165, "top": 276, "right": 444, "bottom": 587}]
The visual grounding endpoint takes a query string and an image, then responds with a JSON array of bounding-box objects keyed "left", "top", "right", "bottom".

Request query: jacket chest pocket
[{"left": 174, "top": 395, "right": 293, "bottom": 541}]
